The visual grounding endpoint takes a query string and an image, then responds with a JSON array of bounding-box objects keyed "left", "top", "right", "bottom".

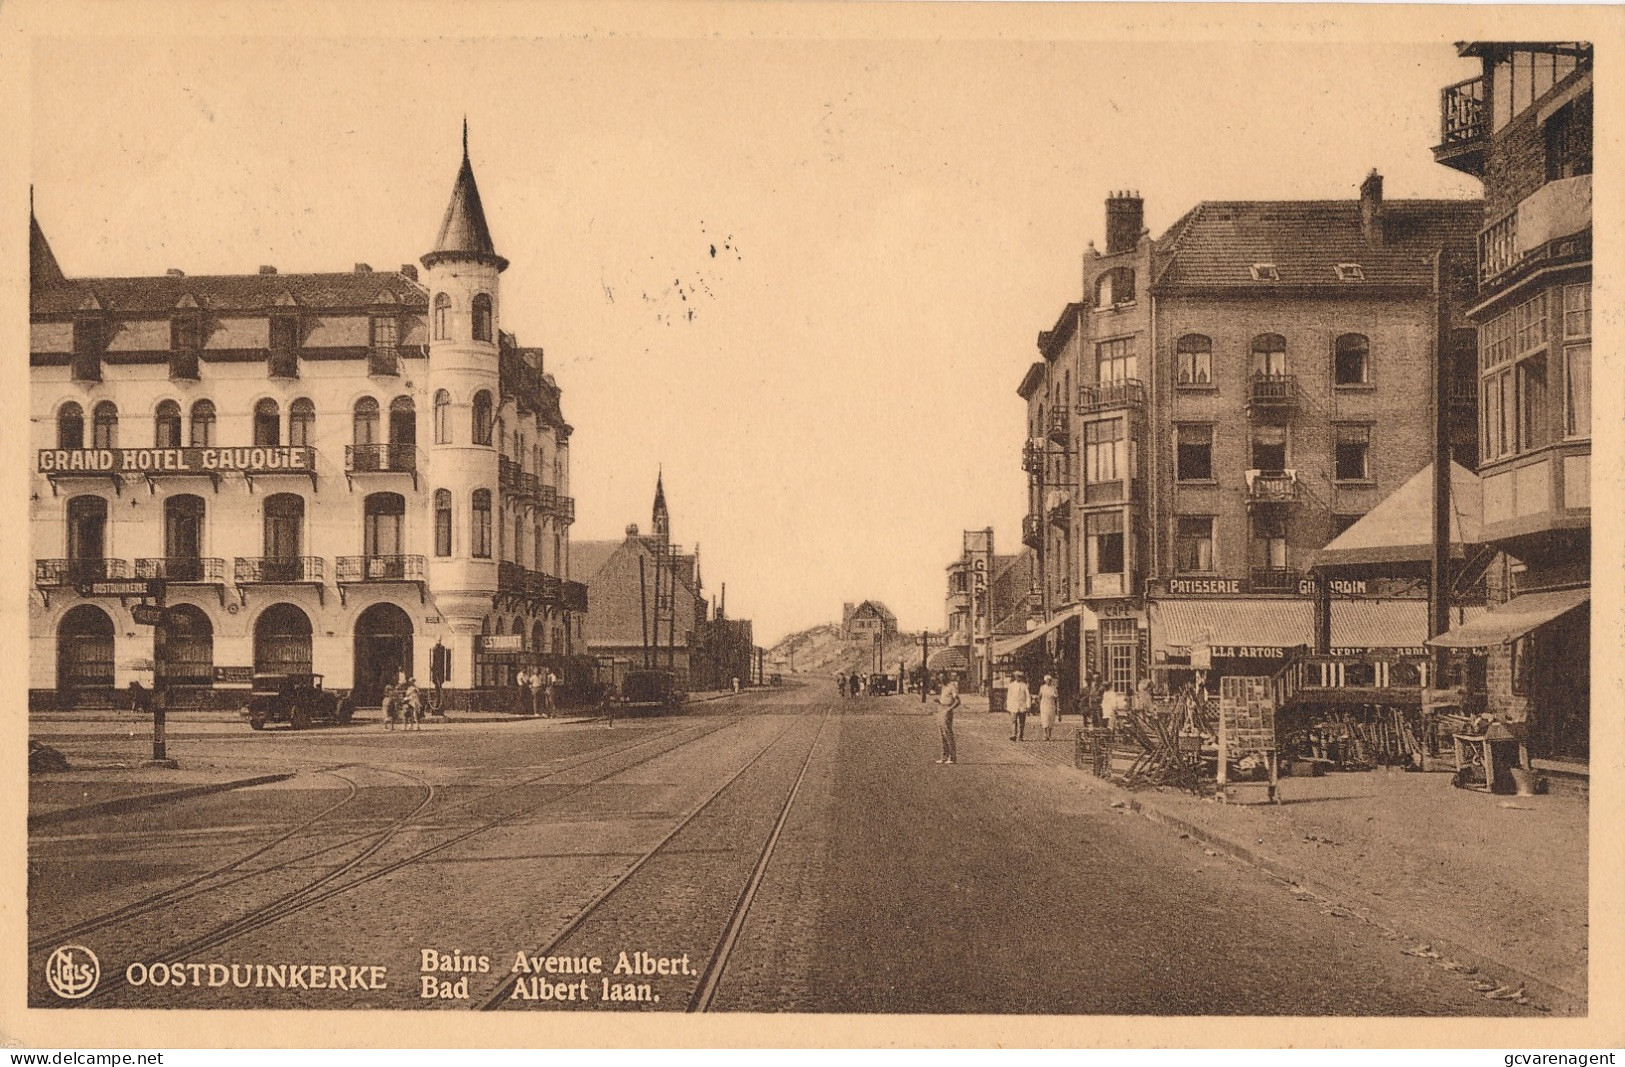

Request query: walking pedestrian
[
  {"left": 544, "top": 669, "right": 557, "bottom": 716},
  {"left": 382, "top": 681, "right": 400, "bottom": 730},
  {"left": 1101, "top": 684, "right": 1125, "bottom": 732},
  {"left": 402, "top": 679, "right": 422, "bottom": 730},
  {"left": 836, "top": 671, "right": 848, "bottom": 699},
  {"left": 934, "top": 678, "right": 960, "bottom": 765},
  {"left": 1038, "top": 673, "right": 1060, "bottom": 741},
  {"left": 732, "top": 675, "right": 741, "bottom": 694},
  {"left": 529, "top": 668, "right": 545, "bottom": 717},
  {"left": 1133, "top": 677, "right": 1153, "bottom": 719},
  {"left": 1006, "top": 670, "right": 1031, "bottom": 741}
]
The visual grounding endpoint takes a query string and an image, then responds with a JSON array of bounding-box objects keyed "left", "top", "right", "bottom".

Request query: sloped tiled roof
[
  {"left": 570, "top": 540, "right": 624, "bottom": 585},
  {"left": 30, "top": 270, "right": 427, "bottom": 317},
  {"left": 30, "top": 212, "right": 65, "bottom": 291},
  {"left": 422, "top": 127, "right": 506, "bottom": 271},
  {"left": 1152, "top": 199, "right": 1483, "bottom": 291}
]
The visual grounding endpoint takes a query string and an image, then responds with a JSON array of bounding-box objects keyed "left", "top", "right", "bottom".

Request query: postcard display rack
[{"left": 1218, "top": 676, "right": 1279, "bottom": 803}]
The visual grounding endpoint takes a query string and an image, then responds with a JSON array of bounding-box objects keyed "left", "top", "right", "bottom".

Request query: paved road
[{"left": 28, "top": 684, "right": 1531, "bottom": 1015}]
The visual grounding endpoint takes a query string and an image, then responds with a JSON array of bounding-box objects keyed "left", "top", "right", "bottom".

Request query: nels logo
[{"left": 45, "top": 945, "right": 100, "bottom": 1000}]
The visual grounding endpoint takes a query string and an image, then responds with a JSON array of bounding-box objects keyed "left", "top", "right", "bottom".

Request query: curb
[
  {"left": 1110, "top": 786, "right": 1586, "bottom": 1016},
  {"left": 28, "top": 772, "right": 296, "bottom": 829}
]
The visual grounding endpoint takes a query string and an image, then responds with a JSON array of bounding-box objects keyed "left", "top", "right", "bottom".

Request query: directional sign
[{"left": 131, "top": 604, "right": 168, "bottom": 626}]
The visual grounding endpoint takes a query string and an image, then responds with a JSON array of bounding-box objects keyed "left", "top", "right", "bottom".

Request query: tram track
[
  {"left": 477, "top": 705, "right": 830, "bottom": 1012},
  {"left": 51, "top": 707, "right": 774, "bottom": 1008}
]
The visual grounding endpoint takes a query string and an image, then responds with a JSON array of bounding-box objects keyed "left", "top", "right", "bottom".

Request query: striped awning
[
  {"left": 1427, "top": 588, "right": 1588, "bottom": 649},
  {"left": 1151, "top": 598, "right": 1314, "bottom": 653},
  {"left": 1329, "top": 599, "right": 1487, "bottom": 653},
  {"left": 927, "top": 645, "right": 969, "bottom": 671},
  {"left": 992, "top": 607, "right": 1082, "bottom": 659}
]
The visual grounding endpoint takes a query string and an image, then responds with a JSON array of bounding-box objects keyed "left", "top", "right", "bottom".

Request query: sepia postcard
[{"left": 2, "top": 0, "right": 1621, "bottom": 1051}]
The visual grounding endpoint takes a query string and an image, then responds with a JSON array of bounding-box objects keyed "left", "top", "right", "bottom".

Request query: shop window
[
  {"left": 471, "top": 489, "right": 492, "bottom": 558},
  {"left": 1335, "top": 425, "right": 1370, "bottom": 482},
  {"left": 1175, "top": 516, "right": 1214, "bottom": 573},
  {"left": 1085, "top": 511, "right": 1124, "bottom": 576},
  {"left": 1251, "top": 425, "right": 1287, "bottom": 473},
  {"left": 57, "top": 402, "right": 84, "bottom": 450},
  {"left": 472, "top": 293, "right": 493, "bottom": 342},
  {"left": 154, "top": 400, "right": 182, "bottom": 448},
  {"left": 1176, "top": 334, "right": 1211, "bottom": 386},
  {"left": 434, "top": 489, "right": 453, "bottom": 557},
  {"left": 253, "top": 399, "right": 280, "bottom": 447},
  {"left": 1176, "top": 425, "right": 1213, "bottom": 481},
  {"left": 433, "top": 292, "right": 451, "bottom": 341},
  {"left": 1251, "top": 334, "right": 1287, "bottom": 377},
  {"left": 189, "top": 399, "right": 216, "bottom": 447},
  {"left": 1334, "top": 334, "right": 1369, "bottom": 386},
  {"left": 92, "top": 401, "right": 118, "bottom": 449},
  {"left": 288, "top": 398, "right": 315, "bottom": 447},
  {"left": 433, "top": 390, "right": 451, "bottom": 444},
  {"left": 472, "top": 390, "right": 493, "bottom": 446},
  {"left": 1344, "top": 661, "right": 1377, "bottom": 687}
]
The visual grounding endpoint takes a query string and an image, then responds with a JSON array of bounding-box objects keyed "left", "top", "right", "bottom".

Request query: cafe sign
[{"left": 39, "top": 447, "right": 316, "bottom": 475}]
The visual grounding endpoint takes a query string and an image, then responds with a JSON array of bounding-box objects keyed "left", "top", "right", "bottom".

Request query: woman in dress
[{"left": 1038, "top": 674, "right": 1061, "bottom": 741}]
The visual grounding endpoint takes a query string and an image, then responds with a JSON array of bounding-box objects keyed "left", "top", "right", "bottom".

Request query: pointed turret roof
[
  {"left": 421, "top": 120, "right": 508, "bottom": 272},
  {"left": 30, "top": 203, "right": 66, "bottom": 292}
]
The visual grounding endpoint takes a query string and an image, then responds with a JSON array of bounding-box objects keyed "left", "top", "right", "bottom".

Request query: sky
[{"left": 27, "top": 24, "right": 1494, "bottom": 644}]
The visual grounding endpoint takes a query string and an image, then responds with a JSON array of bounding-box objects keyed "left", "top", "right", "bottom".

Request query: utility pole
[
  {"left": 920, "top": 629, "right": 929, "bottom": 704},
  {"left": 983, "top": 525, "right": 995, "bottom": 696},
  {"left": 1431, "top": 250, "right": 1453, "bottom": 687},
  {"left": 638, "top": 556, "right": 650, "bottom": 669}
]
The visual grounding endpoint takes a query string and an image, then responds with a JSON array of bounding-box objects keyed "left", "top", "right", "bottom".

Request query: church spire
[
  {"left": 421, "top": 121, "right": 508, "bottom": 272},
  {"left": 652, "top": 469, "right": 670, "bottom": 542}
]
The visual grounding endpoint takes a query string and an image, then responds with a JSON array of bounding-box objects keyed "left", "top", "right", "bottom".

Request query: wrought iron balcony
[
  {"left": 36, "top": 558, "right": 131, "bottom": 587},
  {"left": 1022, "top": 513, "right": 1043, "bottom": 549},
  {"left": 1244, "top": 470, "right": 1299, "bottom": 506},
  {"left": 519, "top": 471, "right": 540, "bottom": 498},
  {"left": 526, "top": 571, "right": 562, "bottom": 602},
  {"left": 235, "top": 556, "right": 324, "bottom": 584},
  {"left": 1247, "top": 374, "right": 1297, "bottom": 417},
  {"left": 1434, "top": 76, "right": 1486, "bottom": 175},
  {"left": 556, "top": 495, "right": 575, "bottom": 524},
  {"left": 497, "top": 560, "right": 529, "bottom": 594},
  {"left": 498, "top": 456, "right": 525, "bottom": 496},
  {"left": 536, "top": 484, "right": 558, "bottom": 512},
  {"left": 1046, "top": 410, "right": 1070, "bottom": 444},
  {"left": 335, "top": 554, "right": 426, "bottom": 583},
  {"left": 1022, "top": 440, "right": 1044, "bottom": 476},
  {"left": 346, "top": 443, "right": 417, "bottom": 473},
  {"left": 1077, "top": 378, "right": 1146, "bottom": 415},
  {"left": 136, "top": 557, "right": 226, "bottom": 584},
  {"left": 562, "top": 580, "right": 589, "bottom": 613},
  {"left": 1250, "top": 567, "right": 1300, "bottom": 594}
]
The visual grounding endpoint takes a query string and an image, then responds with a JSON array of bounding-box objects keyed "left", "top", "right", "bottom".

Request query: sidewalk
[{"left": 952, "top": 698, "right": 1588, "bottom": 1013}]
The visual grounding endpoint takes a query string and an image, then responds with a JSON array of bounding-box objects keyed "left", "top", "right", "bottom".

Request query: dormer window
[
  {"left": 72, "top": 318, "right": 103, "bottom": 382},
  {"left": 1249, "top": 263, "right": 1280, "bottom": 282},
  {"left": 268, "top": 314, "right": 299, "bottom": 380},
  {"left": 1335, "top": 263, "right": 1365, "bottom": 282},
  {"left": 369, "top": 316, "right": 400, "bottom": 376},
  {"left": 171, "top": 314, "right": 200, "bottom": 351},
  {"left": 1094, "top": 267, "right": 1136, "bottom": 309}
]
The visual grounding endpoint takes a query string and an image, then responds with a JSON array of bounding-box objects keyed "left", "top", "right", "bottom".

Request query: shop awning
[
  {"left": 927, "top": 645, "right": 969, "bottom": 671},
  {"left": 1426, "top": 588, "right": 1589, "bottom": 648},
  {"left": 1152, "top": 598, "right": 1314, "bottom": 654},
  {"left": 1311, "top": 461, "right": 1484, "bottom": 570},
  {"left": 1329, "top": 599, "right": 1487, "bottom": 653},
  {"left": 992, "top": 607, "right": 1082, "bottom": 658}
]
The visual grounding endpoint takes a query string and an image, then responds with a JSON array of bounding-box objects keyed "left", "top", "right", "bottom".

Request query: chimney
[
  {"left": 166, "top": 268, "right": 185, "bottom": 277},
  {"left": 1105, "top": 191, "right": 1144, "bottom": 256},
  {"left": 258, "top": 265, "right": 277, "bottom": 275},
  {"left": 625, "top": 523, "right": 640, "bottom": 538},
  {"left": 400, "top": 264, "right": 419, "bottom": 281},
  {"left": 1360, "top": 169, "right": 1385, "bottom": 246},
  {"left": 353, "top": 263, "right": 372, "bottom": 274}
]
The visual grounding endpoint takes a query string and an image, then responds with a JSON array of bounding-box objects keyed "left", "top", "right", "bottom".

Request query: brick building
[
  {"left": 29, "top": 131, "right": 586, "bottom": 710},
  {"left": 1019, "top": 183, "right": 1482, "bottom": 696},
  {"left": 1427, "top": 42, "right": 1592, "bottom": 765},
  {"left": 841, "top": 600, "right": 898, "bottom": 642}
]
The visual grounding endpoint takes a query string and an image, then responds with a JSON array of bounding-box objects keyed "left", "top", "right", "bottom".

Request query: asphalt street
[{"left": 28, "top": 683, "right": 1532, "bottom": 1015}]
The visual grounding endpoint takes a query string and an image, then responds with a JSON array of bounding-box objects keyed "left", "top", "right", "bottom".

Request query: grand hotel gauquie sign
[{"left": 38, "top": 447, "right": 317, "bottom": 475}]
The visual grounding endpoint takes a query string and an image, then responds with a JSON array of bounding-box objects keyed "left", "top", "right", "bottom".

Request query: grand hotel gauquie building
[{"left": 28, "top": 134, "right": 589, "bottom": 711}]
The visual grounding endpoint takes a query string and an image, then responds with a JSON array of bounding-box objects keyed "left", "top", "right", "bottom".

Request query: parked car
[
  {"left": 246, "top": 673, "right": 352, "bottom": 730},
  {"left": 619, "top": 669, "right": 684, "bottom": 710}
]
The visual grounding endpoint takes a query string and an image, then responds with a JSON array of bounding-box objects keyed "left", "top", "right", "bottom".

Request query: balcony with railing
[
  {"left": 1022, "top": 513, "right": 1043, "bottom": 549},
  {"left": 335, "top": 554, "right": 425, "bottom": 583},
  {"left": 497, "top": 560, "right": 529, "bottom": 594},
  {"left": 556, "top": 495, "right": 576, "bottom": 525},
  {"left": 1247, "top": 374, "right": 1297, "bottom": 418},
  {"left": 1046, "top": 410, "right": 1070, "bottom": 444},
  {"left": 498, "top": 456, "right": 522, "bottom": 496},
  {"left": 1244, "top": 469, "right": 1299, "bottom": 506},
  {"left": 1477, "top": 175, "right": 1593, "bottom": 290},
  {"left": 1434, "top": 75, "right": 1486, "bottom": 174},
  {"left": 527, "top": 571, "right": 562, "bottom": 603},
  {"left": 1022, "top": 440, "right": 1045, "bottom": 476},
  {"left": 1250, "top": 567, "right": 1300, "bottom": 594},
  {"left": 36, "top": 558, "right": 132, "bottom": 587},
  {"left": 519, "top": 471, "right": 540, "bottom": 498},
  {"left": 1480, "top": 439, "right": 1590, "bottom": 544},
  {"left": 346, "top": 444, "right": 417, "bottom": 474},
  {"left": 1077, "top": 378, "right": 1146, "bottom": 416},
  {"left": 235, "top": 556, "right": 324, "bottom": 585},
  {"left": 535, "top": 484, "right": 558, "bottom": 512},
  {"left": 136, "top": 557, "right": 226, "bottom": 584}
]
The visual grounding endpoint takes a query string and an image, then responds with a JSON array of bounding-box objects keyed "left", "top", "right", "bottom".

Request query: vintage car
[
  {"left": 619, "top": 669, "right": 685, "bottom": 711},
  {"left": 246, "top": 673, "right": 352, "bottom": 730}
]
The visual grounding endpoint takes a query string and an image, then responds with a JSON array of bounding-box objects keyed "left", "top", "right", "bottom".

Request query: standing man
[
  {"left": 544, "top": 668, "right": 557, "bottom": 716},
  {"left": 1006, "top": 670, "right": 1032, "bottom": 742},
  {"left": 934, "top": 677, "right": 960, "bottom": 765}
]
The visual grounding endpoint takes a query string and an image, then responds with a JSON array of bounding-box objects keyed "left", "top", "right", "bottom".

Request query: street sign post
[{"left": 131, "top": 604, "right": 167, "bottom": 626}]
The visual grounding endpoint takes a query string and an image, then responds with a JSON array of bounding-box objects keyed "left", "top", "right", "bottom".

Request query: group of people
[
  {"left": 381, "top": 679, "right": 425, "bottom": 730},
  {"left": 515, "top": 667, "right": 558, "bottom": 717},
  {"left": 1001, "top": 671, "right": 1061, "bottom": 741},
  {"left": 835, "top": 671, "right": 889, "bottom": 698}
]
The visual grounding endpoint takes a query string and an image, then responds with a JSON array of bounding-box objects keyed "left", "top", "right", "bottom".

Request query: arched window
[
  {"left": 1251, "top": 334, "right": 1288, "bottom": 377},
  {"left": 92, "top": 401, "right": 118, "bottom": 449},
  {"left": 433, "top": 390, "right": 451, "bottom": 444},
  {"left": 57, "top": 605, "right": 115, "bottom": 690},
  {"left": 263, "top": 493, "right": 305, "bottom": 578},
  {"left": 1176, "top": 334, "right": 1213, "bottom": 386},
  {"left": 57, "top": 402, "right": 84, "bottom": 450},
  {"left": 189, "top": 400, "right": 216, "bottom": 447},
  {"left": 163, "top": 494, "right": 206, "bottom": 578},
  {"left": 156, "top": 603, "right": 213, "bottom": 687},
  {"left": 434, "top": 489, "right": 453, "bottom": 557},
  {"left": 288, "top": 398, "right": 315, "bottom": 447},
  {"left": 471, "top": 489, "right": 493, "bottom": 558},
  {"left": 363, "top": 492, "right": 405, "bottom": 559},
  {"left": 253, "top": 399, "right": 280, "bottom": 447},
  {"left": 352, "top": 396, "right": 379, "bottom": 446},
  {"left": 66, "top": 495, "right": 108, "bottom": 570},
  {"left": 254, "top": 602, "right": 313, "bottom": 676},
  {"left": 388, "top": 396, "right": 416, "bottom": 446},
  {"left": 472, "top": 391, "right": 493, "bottom": 446},
  {"left": 472, "top": 293, "right": 493, "bottom": 342},
  {"left": 1335, "top": 333, "right": 1369, "bottom": 386},
  {"left": 433, "top": 292, "right": 451, "bottom": 340},
  {"left": 1094, "top": 267, "right": 1136, "bottom": 308},
  {"left": 154, "top": 400, "right": 183, "bottom": 448}
]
